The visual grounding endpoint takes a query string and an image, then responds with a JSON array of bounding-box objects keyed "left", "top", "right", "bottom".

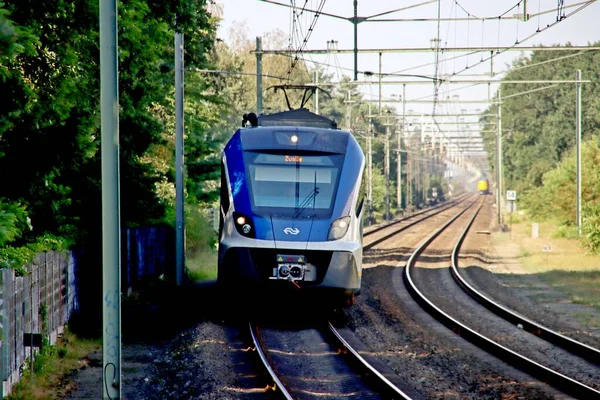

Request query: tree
[
  {"left": 481, "top": 43, "right": 600, "bottom": 199},
  {"left": 0, "top": 0, "right": 219, "bottom": 245}
]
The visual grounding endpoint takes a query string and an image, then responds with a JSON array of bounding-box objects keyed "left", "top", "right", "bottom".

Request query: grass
[
  {"left": 185, "top": 249, "right": 218, "bottom": 282},
  {"left": 5, "top": 329, "right": 101, "bottom": 400},
  {"left": 494, "top": 212, "right": 600, "bottom": 310}
]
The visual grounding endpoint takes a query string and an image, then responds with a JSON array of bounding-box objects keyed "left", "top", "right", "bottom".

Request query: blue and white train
[{"left": 217, "top": 108, "right": 365, "bottom": 307}]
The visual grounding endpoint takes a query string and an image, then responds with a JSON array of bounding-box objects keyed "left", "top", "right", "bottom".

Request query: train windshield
[{"left": 244, "top": 152, "right": 343, "bottom": 217}]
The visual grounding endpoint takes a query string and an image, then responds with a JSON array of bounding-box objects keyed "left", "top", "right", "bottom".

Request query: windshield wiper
[
  {"left": 293, "top": 171, "right": 320, "bottom": 220},
  {"left": 292, "top": 186, "right": 319, "bottom": 219}
]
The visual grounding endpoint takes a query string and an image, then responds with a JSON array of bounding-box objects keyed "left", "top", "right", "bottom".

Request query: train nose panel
[{"left": 270, "top": 218, "right": 314, "bottom": 242}]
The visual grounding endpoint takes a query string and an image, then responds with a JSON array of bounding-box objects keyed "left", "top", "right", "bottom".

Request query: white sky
[{"left": 214, "top": 0, "right": 599, "bottom": 133}]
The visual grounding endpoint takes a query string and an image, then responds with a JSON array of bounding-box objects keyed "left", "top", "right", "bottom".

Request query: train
[
  {"left": 477, "top": 179, "right": 489, "bottom": 195},
  {"left": 217, "top": 107, "right": 366, "bottom": 307}
]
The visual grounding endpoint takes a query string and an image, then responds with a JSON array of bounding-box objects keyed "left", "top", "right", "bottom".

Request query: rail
[{"left": 403, "top": 198, "right": 600, "bottom": 399}]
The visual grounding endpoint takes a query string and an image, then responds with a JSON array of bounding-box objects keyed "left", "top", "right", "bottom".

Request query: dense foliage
[
  {"left": 0, "top": 0, "right": 218, "bottom": 255},
  {"left": 480, "top": 43, "right": 600, "bottom": 251}
]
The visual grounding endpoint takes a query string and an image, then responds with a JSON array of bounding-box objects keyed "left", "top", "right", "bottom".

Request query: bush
[
  {"left": 184, "top": 204, "right": 217, "bottom": 258},
  {"left": 0, "top": 234, "right": 71, "bottom": 276},
  {"left": 583, "top": 205, "right": 600, "bottom": 254},
  {"left": 0, "top": 200, "right": 30, "bottom": 247},
  {"left": 553, "top": 224, "right": 580, "bottom": 240}
]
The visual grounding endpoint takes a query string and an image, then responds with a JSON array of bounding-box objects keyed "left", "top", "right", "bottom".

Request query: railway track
[
  {"left": 242, "top": 196, "right": 478, "bottom": 400},
  {"left": 363, "top": 192, "right": 474, "bottom": 250},
  {"left": 242, "top": 193, "right": 600, "bottom": 399},
  {"left": 451, "top": 199, "right": 600, "bottom": 366},
  {"left": 248, "top": 320, "right": 415, "bottom": 399},
  {"left": 403, "top": 197, "right": 600, "bottom": 399}
]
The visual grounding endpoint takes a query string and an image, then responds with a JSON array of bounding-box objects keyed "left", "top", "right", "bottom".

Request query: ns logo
[{"left": 283, "top": 227, "right": 300, "bottom": 235}]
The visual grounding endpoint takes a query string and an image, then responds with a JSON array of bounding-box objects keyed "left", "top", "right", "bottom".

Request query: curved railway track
[
  {"left": 242, "top": 193, "right": 600, "bottom": 399},
  {"left": 403, "top": 197, "right": 600, "bottom": 399},
  {"left": 363, "top": 192, "right": 474, "bottom": 250},
  {"left": 451, "top": 199, "right": 600, "bottom": 366},
  {"left": 248, "top": 320, "right": 415, "bottom": 399},
  {"left": 242, "top": 195, "right": 478, "bottom": 400}
]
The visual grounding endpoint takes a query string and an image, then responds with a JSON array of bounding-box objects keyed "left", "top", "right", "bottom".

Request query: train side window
[{"left": 220, "top": 162, "right": 230, "bottom": 214}]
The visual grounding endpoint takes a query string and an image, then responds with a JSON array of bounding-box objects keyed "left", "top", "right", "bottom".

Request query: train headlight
[
  {"left": 328, "top": 216, "right": 351, "bottom": 241},
  {"left": 233, "top": 212, "right": 255, "bottom": 238}
]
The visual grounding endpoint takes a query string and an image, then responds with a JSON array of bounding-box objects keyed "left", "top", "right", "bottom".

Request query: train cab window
[
  {"left": 244, "top": 152, "right": 343, "bottom": 216},
  {"left": 220, "top": 162, "right": 230, "bottom": 214},
  {"left": 356, "top": 171, "right": 366, "bottom": 217}
]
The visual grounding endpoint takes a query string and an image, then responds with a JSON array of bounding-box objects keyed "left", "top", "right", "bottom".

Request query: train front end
[{"left": 217, "top": 123, "right": 365, "bottom": 306}]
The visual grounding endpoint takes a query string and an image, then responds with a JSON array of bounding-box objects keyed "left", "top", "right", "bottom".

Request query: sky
[{"left": 213, "top": 0, "right": 600, "bottom": 140}]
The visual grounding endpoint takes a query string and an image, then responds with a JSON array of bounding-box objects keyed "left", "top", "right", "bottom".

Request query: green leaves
[
  {"left": 0, "top": 200, "right": 29, "bottom": 247},
  {"left": 483, "top": 44, "right": 600, "bottom": 196},
  {"left": 0, "top": 0, "right": 220, "bottom": 246}
]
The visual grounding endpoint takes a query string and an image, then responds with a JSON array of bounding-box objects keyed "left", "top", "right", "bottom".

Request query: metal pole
[
  {"left": 385, "top": 118, "right": 390, "bottom": 219},
  {"left": 367, "top": 104, "right": 373, "bottom": 224},
  {"left": 345, "top": 91, "right": 351, "bottom": 129},
  {"left": 175, "top": 32, "right": 185, "bottom": 287},
  {"left": 497, "top": 87, "right": 503, "bottom": 226},
  {"left": 407, "top": 133, "right": 412, "bottom": 209},
  {"left": 422, "top": 148, "right": 427, "bottom": 204},
  {"left": 576, "top": 69, "right": 582, "bottom": 234},
  {"left": 256, "top": 37, "right": 263, "bottom": 114},
  {"left": 367, "top": 104, "right": 374, "bottom": 225},
  {"left": 314, "top": 71, "right": 319, "bottom": 114},
  {"left": 100, "top": 0, "right": 121, "bottom": 397},
  {"left": 353, "top": 0, "right": 358, "bottom": 81},
  {"left": 399, "top": 84, "right": 406, "bottom": 210},
  {"left": 378, "top": 52, "right": 382, "bottom": 115},
  {"left": 396, "top": 125, "right": 402, "bottom": 212}
]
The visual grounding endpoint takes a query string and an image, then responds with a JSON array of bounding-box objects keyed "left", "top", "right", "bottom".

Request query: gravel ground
[{"left": 58, "top": 197, "right": 600, "bottom": 399}]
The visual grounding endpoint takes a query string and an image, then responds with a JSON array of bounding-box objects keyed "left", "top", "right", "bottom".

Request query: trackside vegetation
[{"left": 480, "top": 44, "right": 600, "bottom": 253}]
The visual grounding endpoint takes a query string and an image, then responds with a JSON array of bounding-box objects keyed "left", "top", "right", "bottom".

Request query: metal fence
[
  {"left": 0, "top": 225, "right": 174, "bottom": 396},
  {"left": 0, "top": 251, "right": 77, "bottom": 396}
]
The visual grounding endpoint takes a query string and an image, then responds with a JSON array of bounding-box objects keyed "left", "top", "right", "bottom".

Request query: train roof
[
  {"left": 255, "top": 108, "right": 338, "bottom": 129},
  {"left": 235, "top": 108, "right": 361, "bottom": 154}
]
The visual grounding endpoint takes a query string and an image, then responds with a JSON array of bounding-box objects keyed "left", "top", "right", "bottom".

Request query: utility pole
[
  {"left": 100, "top": 0, "right": 121, "bottom": 398},
  {"left": 576, "top": 69, "right": 582, "bottom": 234},
  {"left": 367, "top": 104, "right": 373, "bottom": 224},
  {"left": 398, "top": 84, "right": 406, "bottom": 211},
  {"left": 497, "top": 88, "right": 503, "bottom": 226},
  {"left": 175, "top": 32, "right": 185, "bottom": 287},
  {"left": 378, "top": 52, "right": 382, "bottom": 115},
  {"left": 314, "top": 71, "right": 319, "bottom": 114},
  {"left": 353, "top": 0, "right": 358, "bottom": 81},
  {"left": 345, "top": 91, "right": 353, "bottom": 129},
  {"left": 396, "top": 121, "right": 402, "bottom": 212},
  {"left": 384, "top": 115, "right": 391, "bottom": 219},
  {"left": 256, "top": 36, "right": 263, "bottom": 114},
  {"left": 407, "top": 131, "right": 412, "bottom": 210},
  {"left": 422, "top": 147, "right": 428, "bottom": 204}
]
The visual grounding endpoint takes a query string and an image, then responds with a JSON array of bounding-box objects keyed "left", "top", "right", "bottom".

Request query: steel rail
[
  {"left": 363, "top": 193, "right": 475, "bottom": 250},
  {"left": 363, "top": 191, "right": 472, "bottom": 237},
  {"left": 450, "top": 202, "right": 600, "bottom": 365},
  {"left": 403, "top": 199, "right": 600, "bottom": 399},
  {"left": 248, "top": 322, "right": 294, "bottom": 400},
  {"left": 327, "top": 321, "right": 413, "bottom": 400}
]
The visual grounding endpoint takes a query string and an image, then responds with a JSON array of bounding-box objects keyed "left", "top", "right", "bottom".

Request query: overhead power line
[{"left": 286, "top": 0, "right": 327, "bottom": 78}]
